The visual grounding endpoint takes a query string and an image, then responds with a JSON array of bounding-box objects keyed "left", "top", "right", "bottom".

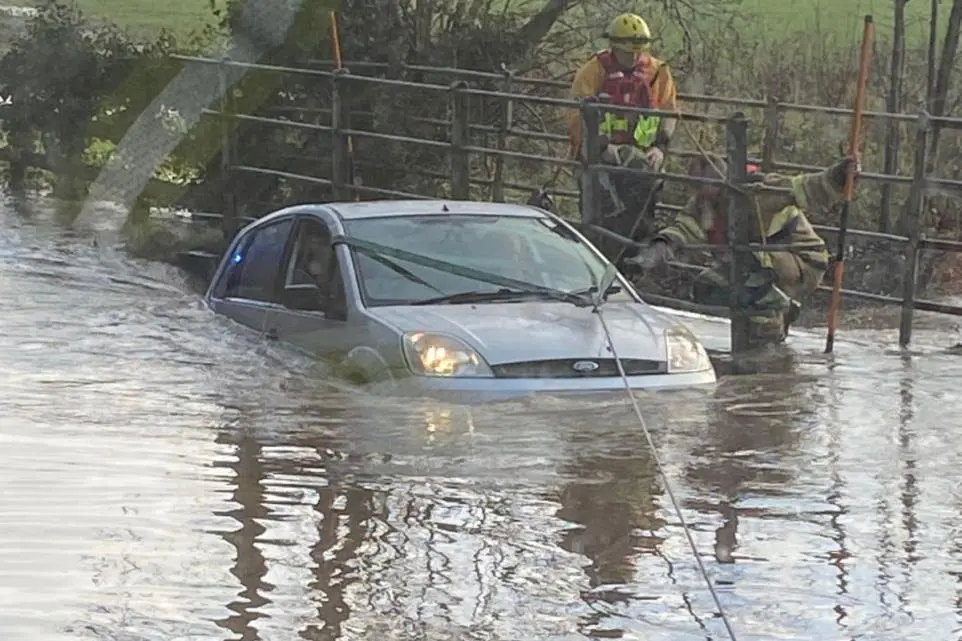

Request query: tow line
[{"left": 593, "top": 300, "right": 740, "bottom": 641}]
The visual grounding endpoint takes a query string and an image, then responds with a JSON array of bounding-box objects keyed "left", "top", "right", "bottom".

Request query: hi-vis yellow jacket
[
  {"left": 655, "top": 169, "right": 836, "bottom": 272},
  {"left": 566, "top": 53, "right": 677, "bottom": 156}
]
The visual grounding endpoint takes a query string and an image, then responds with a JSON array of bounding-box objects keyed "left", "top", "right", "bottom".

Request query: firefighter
[
  {"left": 566, "top": 12, "right": 677, "bottom": 167},
  {"left": 630, "top": 154, "right": 861, "bottom": 344},
  {"left": 565, "top": 13, "right": 678, "bottom": 259}
]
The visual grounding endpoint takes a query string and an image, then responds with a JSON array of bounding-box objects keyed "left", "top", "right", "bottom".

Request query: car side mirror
[{"left": 526, "top": 188, "right": 554, "bottom": 212}]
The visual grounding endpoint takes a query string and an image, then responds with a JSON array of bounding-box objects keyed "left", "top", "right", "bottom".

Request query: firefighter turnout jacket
[
  {"left": 566, "top": 51, "right": 678, "bottom": 156},
  {"left": 655, "top": 169, "right": 835, "bottom": 276}
]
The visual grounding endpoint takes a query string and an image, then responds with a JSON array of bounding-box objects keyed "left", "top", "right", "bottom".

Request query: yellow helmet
[{"left": 604, "top": 13, "right": 652, "bottom": 53}]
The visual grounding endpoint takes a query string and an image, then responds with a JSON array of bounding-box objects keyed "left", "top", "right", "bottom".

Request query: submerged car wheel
[{"left": 340, "top": 347, "right": 396, "bottom": 389}]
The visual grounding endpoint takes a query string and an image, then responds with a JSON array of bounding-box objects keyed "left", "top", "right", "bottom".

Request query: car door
[
  {"left": 268, "top": 215, "right": 351, "bottom": 358},
  {"left": 208, "top": 216, "right": 296, "bottom": 334}
]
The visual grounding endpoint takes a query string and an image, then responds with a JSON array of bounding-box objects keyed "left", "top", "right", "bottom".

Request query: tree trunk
[
  {"left": 517, "top": 0, "right": 568, "bottom": 50},
  {"left": 926, "top": 0, "right": 962, "bottom": 168},
  {"left": 927, "top": 0, "right": 938, "bottom": 107},
  {"left": 882, "top": 0, "right": 907, "bottom": 235}
]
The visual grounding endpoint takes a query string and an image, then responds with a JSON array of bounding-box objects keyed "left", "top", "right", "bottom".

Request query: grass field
[
  {"left": 738, "top": 0, "right": 949, "bottom": 46},
  {"left": 0, "top": 0, "right": 226, "bottom": 40},
  {"left": 0, "top": 0, "right": 954, "bottom": 45}
]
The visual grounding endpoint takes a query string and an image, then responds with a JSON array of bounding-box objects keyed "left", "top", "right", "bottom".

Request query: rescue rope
[{"left": 592, "top": 303, "right": 740, "bottom": 641}]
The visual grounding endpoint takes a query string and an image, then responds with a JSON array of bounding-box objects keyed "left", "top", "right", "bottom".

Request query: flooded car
[{"left": 203, "top": 200, "right": 717, "bottom": 400}]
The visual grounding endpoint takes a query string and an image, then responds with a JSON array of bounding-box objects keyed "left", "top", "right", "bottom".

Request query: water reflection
[
  {"left": 216, "top": 430, "right": 270, "bottom": 640},
  {"left": 824, "top": 370, "right": 851, "bottom": 630},
  {"left": 10, "top": 196, "right": 962, "bottom": 640},
  {"left": 555, "top": 426, "right": 661, "bottom": 590},
  {"left": 684, "top": 372, "right": 807, "bottom": 566},
  {"left": 897, "top": 356, "right": 920, "bottom": 578}
]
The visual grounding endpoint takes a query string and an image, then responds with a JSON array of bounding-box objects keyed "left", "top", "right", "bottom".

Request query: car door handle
[{"left": 264, "top": 328, "right": 278, "bottom": 340}]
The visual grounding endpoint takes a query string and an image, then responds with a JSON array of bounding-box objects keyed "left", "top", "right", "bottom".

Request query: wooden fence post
[
  {"left": 898, "top": 111, "right": 931, "bottom": 347},
  {"left": 218, "top": 57, "right": 238, "bottom": 240},
  {"left": 491, "top": 67, "right": 514, "bottom": 202},
  {"left": 726, "top": 112, "right": 752, "bottom": 354},
  {"left": 761, "top": 97, "right": 779, "bottom": 173},
  {"left": 449, "top": 80, "right": 470, "bottom": 200},
  {"left": 579, "top": 98, "right": 602, "bottom": 226},
  {"left": 330, "top": 68, "right": 352, "bottom": 201}
]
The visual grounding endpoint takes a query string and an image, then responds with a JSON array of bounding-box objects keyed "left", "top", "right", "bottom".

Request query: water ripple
[{"left": 2, "top": 200, "right": 962, "bottom": 640}]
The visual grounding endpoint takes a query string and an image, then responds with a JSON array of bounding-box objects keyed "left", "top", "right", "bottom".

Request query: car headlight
[
  {"left": 665, "top": 326, "right": 712, "bottom": 373},
  {"left": 402, "top": 332, "right": 494, "bottom": 377}
]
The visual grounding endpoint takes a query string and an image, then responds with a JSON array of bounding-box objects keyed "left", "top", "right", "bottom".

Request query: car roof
[{"left": 325, "top": 199, "right": 548, "bottom": 221}]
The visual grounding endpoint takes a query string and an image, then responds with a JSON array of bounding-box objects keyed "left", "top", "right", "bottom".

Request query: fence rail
[{"left": 177, "top": 55, "right": 962, "bottom": 352}]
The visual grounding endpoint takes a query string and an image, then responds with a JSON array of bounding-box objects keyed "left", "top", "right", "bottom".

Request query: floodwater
[{"left": 3, "top": 195, "right": 962, "bottom": 641}]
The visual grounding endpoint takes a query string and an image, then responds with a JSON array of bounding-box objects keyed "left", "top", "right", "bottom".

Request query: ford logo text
[{"left": 572, "top": 360, "right": 600, "bottom": 373}]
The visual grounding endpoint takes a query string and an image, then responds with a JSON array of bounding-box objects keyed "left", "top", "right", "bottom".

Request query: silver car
[{"left": 203, "top": 200, "right": 717, "bottom": 401}]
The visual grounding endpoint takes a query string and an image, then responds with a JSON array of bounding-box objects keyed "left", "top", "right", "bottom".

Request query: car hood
[{"left": 370, "top": 301, "right": 683, "bottom": 364}]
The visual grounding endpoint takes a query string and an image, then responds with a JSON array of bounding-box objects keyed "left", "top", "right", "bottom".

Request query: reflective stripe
[
  {"left": 765, "top": 205, "right": 796, "bottom": 239},
  {"left": 763, "top": 204, "right": 829, "bottom": 270},
  {"left": 633, "top": 116, "right": 659, "bottom": 148},
  {"left": 659, "top": 228, "right": 689, "bottom": 245},
  {"left": 600, "top": 113, "right": 660, "bottom": 149},
  {"left": 754, "top": 251, "right": 775, "bottom": 270}
]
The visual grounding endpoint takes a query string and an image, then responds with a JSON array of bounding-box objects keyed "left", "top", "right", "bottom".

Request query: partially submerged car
[{"left": 203, "top": 200, "right": 717, "bottom": 400}]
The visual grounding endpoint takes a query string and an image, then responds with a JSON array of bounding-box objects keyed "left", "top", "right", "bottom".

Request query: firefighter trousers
[{"left": 690, "top": 252, "right": 826, "bottom": 343}]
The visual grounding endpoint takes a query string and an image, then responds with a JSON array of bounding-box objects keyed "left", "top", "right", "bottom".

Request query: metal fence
[{"left": 174, "top": 54, "right": 962, "bottom": 351}]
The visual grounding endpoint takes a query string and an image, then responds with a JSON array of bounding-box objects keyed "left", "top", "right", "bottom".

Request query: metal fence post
[
  {"left": 218, "top": 57, "right": 237, "bottom": 240},
  {"left": 491, "top": 66, "right": 514, "bottom": 202},
  {"left": 898, "top": 111, "right": 931, "bottom": 347},
  {"left": 726, "top": 112, "right": 751, "bottom": 354},
  {"left": 580, "top": 98, "right": 602, "bottom": 226},
  {"left": 330, "top": 68, "right": 352, "bottom": 201},
  {"left": 450, "top": 80, "right": 470, "bottom": 200},
  {"left": 761, "top": 97, "right": 779, "bottom": 173}
]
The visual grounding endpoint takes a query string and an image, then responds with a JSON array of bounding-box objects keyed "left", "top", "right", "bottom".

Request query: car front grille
[{"left": 490, "top": 358, "right": 666, "bottom": 378}]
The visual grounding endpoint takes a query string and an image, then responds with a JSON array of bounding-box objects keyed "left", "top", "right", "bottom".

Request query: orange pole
[
  {"left": 330, "top": 11, "right": 343, "bottom": 67},
  {"left": 825, "top": 15, "right": 874, "bottom": 354},
  {"left": 329, "top": 11, "right": 358, "bottom": 201}
]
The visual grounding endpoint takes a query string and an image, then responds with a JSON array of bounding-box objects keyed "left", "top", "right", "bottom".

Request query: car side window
[
  {"left": 281, "top": 218, "right": 347, "bottom": 317},
  {"left": 221, "top": 218, "right": 294, "bottom": 302}
]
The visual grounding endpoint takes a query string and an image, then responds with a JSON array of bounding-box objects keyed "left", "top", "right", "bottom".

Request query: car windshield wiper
[
  {"left": 412, "top": 287, "right": 592, "bottom": 307},
  {"left": 572, "top": 263, "right": 623, "bottom": 308},
  {"left": 569, "top": 283, "right": 623, "bottom": 301},
  {"left": 334, "top": 236, "right": 592, "bottom": 308},
  {"left": 352, "top": 245, "right": 445, "bottom": 295}
]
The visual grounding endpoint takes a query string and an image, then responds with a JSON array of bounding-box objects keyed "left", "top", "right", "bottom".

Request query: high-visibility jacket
[
  {"left": 594, "top": 50, "right": 659, "bottom": 149},
  {"left": 566, "top": 52, "right": 677, "bottom": 155},
  {"left": 655, "top": 169, "right": 835, "bottom": 274}
]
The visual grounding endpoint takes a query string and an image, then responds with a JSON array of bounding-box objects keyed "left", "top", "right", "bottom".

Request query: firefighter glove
[
  {"left": 828, "top": 156, "right": 862, "bottom": 190},
  {"left": 635, "top": 239, "right": 673, "bottom": 269}
]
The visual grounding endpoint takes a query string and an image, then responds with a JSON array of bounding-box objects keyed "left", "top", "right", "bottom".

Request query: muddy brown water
[{"left": 3, "top": 196, "right": 962, "bottom": 641}]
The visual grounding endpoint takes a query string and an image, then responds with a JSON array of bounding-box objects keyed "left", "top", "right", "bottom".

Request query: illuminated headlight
[
  {"left": 665, "top": 326, "right": 712, "bottom": 373},
  {"left": 402, "top": 332, "right": 494, "bottom": 377}
]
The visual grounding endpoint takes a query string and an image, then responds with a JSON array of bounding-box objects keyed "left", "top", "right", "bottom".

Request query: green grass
[
  {"left": 0, "top": 0, "right": 953, "bottom": 46},
  {"left": 0, "top": 0, "right": 226, "bottom": 39},
  {"left": 77, "top": 0, "right": 222, "bottom": 37},
  {"left": 740, "top": 0, "right": 952, "bottom": 46}
]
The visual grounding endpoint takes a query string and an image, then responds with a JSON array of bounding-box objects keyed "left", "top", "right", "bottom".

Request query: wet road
[{"left": 3, "top": 195, "right": 962, "bottom": 641}]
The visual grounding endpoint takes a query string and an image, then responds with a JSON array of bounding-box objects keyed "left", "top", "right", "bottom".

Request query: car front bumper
[{"left": 377, "top": 369, "right": 717, "bottom": 404}]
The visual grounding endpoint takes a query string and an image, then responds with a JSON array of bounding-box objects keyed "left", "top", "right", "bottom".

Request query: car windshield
[{"left": 342, "top": 214, "right": 618, "bottom": 306}]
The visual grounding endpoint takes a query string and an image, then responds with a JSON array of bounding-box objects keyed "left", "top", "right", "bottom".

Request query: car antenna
[{"left": 594, "top": 310, "right": 740, "bottom": 641}]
